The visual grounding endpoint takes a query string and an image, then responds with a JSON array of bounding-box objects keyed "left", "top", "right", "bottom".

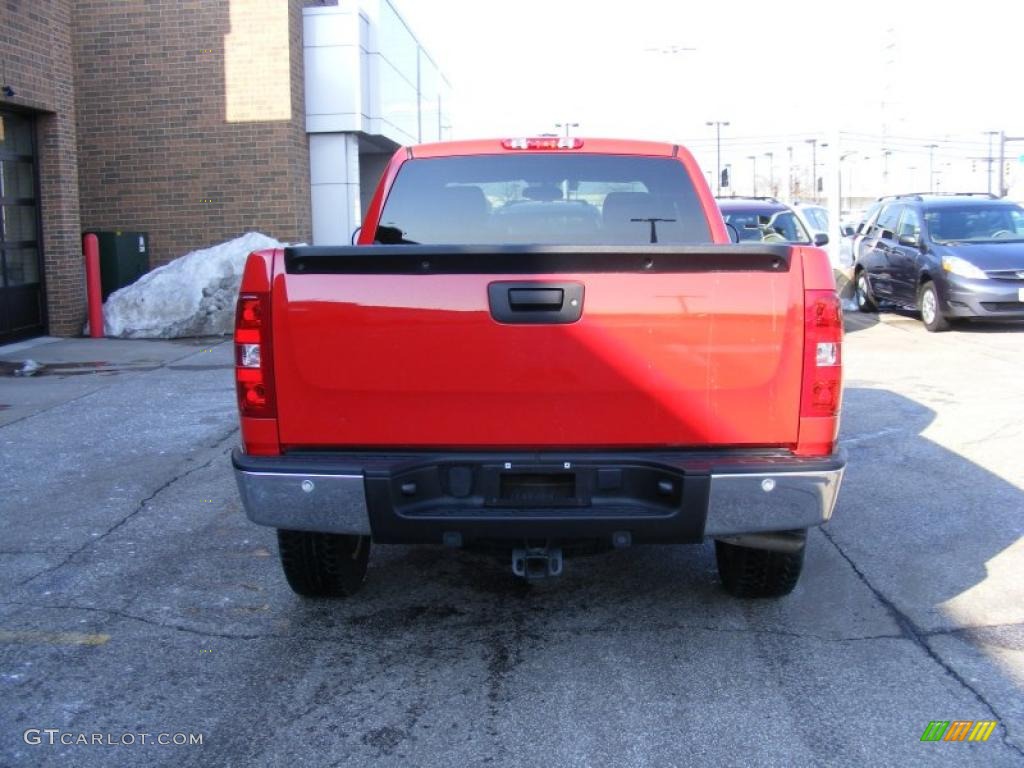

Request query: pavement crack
[
  {"left": 821, "top": 527, "right": 1024, "bottom": 758},
  {"left": 0, "top": 600, "right": 270, "bottom": 640},
  {"left": 0, "top": 386, "right": 105, "bottom": 430},
  {"left": 536, "top": 622, "right": 905, "bottom": 643},
  {"left": 0, "top": 599, "right": 911, "bottom": 647},
  {"left": 16, "top": 428, "right": 238, "bottom": 587}
]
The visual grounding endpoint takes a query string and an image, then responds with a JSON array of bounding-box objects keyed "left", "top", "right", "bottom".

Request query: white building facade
[{"left": 303, "top": 0, "right": 452, "bottom": 244}]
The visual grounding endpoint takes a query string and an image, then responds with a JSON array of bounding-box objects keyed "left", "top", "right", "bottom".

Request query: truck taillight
[
  {"left": 235, "top": 293, "right": 276, "bottom": 418},
  {"left": 800, "top": 290, "right": 843, "bottom": 418}
]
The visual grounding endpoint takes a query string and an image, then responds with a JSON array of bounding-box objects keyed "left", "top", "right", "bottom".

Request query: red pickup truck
[{"left": 232, "top": 137, "right": 845, "bottom": 599}]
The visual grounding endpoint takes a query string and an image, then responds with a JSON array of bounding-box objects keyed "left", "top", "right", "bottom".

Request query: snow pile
[{"left": 99, "top": 232, "right": 284, "bottom": 338}]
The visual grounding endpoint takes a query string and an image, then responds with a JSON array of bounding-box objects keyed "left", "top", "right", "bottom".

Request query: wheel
[
  {"left": 918, "top": 281, "right": 950, "bottom": 332},
  {"left": 854, "top": 270, "right": 877, "bottom": 312},
  {"left": 715, "top": 535, "right": 806, "bottom": 598},
  {"left": 276, "top": 530, "right": 370, "bottom": 597}
]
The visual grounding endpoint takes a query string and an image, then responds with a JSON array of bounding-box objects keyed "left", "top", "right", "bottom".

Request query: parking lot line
[{"left": 0, "top": 629, "right": 111, "bottom": 646}]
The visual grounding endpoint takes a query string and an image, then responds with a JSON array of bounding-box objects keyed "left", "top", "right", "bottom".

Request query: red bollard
[{"left": 83, "top": 233, "right": 104, "bottom": 338}]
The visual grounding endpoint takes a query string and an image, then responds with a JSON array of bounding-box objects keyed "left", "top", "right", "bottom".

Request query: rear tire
[
  {"left": 277, "top": 530, "right": 370, "bottom": 597},
  {"left": 715, "top": 535, "right": 806, "bottom": 598},
  {"left": 854, "top": 269, "right": 877, "bottom": 312},
  {"left": 918, "top": 281, "right": 950, "bottom": 332}
]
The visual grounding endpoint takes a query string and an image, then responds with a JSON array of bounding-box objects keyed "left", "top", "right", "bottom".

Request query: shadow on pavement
[{"left": 843, "top": 309, "right": 880, "bottom": 334}]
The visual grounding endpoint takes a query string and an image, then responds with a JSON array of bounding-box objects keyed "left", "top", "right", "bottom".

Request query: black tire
[
  {"left": 918, "top": 280, "right": 950, "bottom": 332},
  {"left": 277, "top": 530, "right": 370, "bottom": 597},
  {"left": 854, "top": 269, "right": 877, "bottom": 312},
  {"left": 715, "top": 536, "right": 806, "bottom": 598}
]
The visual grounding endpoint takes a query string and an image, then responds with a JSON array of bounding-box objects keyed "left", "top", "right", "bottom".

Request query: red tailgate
[{"left": 272, "top": 263, "right": 804, "bottom": 449}]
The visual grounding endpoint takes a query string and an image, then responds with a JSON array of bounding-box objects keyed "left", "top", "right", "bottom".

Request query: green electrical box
[{"left": 89, "top": 231, "right": 150, "bottom": 300}]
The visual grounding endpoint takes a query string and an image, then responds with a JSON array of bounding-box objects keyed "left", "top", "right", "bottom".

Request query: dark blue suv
[{"left": 853, "top": 193, "right": 1024, "bottom": 331}]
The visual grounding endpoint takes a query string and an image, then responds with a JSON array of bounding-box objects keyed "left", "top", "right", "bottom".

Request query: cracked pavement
[{"left": 1, "top": 316, "right": 1023, "bottom": 767}]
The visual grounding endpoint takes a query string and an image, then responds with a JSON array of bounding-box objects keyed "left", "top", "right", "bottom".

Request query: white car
[{"left": 793, "top": 202, "right": 855, "bottom": 268}]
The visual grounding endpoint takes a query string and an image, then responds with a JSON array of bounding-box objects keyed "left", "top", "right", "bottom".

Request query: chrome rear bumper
[{"left": 233, "top": 449, "right": 845, "bottom": 540}]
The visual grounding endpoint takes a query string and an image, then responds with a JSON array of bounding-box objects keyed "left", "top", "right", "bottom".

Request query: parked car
[
  {"left": 792, "top": 202, "right": 829, "bottom": 235},
  {"left": 717, "top": 196, "right": 828, "bottom": 246},
  {"left": 853, "top": 193, "right": 1024, "bottom": 331},
  {"left": 232, "top": 138, "right": 845, "bottom": 599},
  {"left": 850, "top": 200, "right": 885, "bottom": 264},
  {"left": 793, "top": 201, "right": 856, "bottom": 267}
]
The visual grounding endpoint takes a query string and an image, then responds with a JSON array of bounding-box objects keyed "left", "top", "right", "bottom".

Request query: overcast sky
[{"left": 398, "top": 0, "right": 1024, "bottom": 197}]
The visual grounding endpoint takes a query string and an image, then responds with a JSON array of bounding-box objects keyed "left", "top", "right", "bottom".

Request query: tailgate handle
[
  {"left": 508, "top": 288, "right": 563, "bottom": 310},
  {"left": 488, "top": 281, "right": 584, "bottom": 324}
]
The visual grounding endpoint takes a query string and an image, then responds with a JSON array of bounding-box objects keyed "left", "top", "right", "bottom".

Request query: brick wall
[
  {"left": 1, "top": 0, "right": 83, "bottom": 336},
  {"left": 73, "top": 0, "right": 312, "bottom": 272}
]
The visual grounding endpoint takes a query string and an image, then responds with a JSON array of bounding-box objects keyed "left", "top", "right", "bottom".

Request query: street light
[
  {"left": 555, "top": 122, "right": 579, "bottom": 137},
  {"left": 925, "top": 143, "right": 938, "bottom": 193},
  {"left": 786, "top": 146, "right": 794, "bottom": 200},
  {"left": 764, "top": 152, "right": 774, "bottom": 197},
  {"left": 839, "top": 151, "right": 857, "bottom": 212},
  {"left": 706, "top": 120, "right": 730, "bottom": 195},
  {"left": 747, "top": 154, "right": 758, "bottom": 196},
  {"left": 805, "top": 139, "right": 819, "bottom": 202}
]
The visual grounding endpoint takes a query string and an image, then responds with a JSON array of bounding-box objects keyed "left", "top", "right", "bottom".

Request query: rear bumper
[{"left": 232, "top": 448, "right": 845, "bottom": 544}]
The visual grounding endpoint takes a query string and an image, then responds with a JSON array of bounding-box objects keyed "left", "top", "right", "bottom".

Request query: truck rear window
[{"left": 375, "top": 154, "right": 712, "bottom": 245}]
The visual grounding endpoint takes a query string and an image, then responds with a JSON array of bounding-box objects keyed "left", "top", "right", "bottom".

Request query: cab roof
[{"left": 410, "top": 137, "right": 682, "bottom": 159}]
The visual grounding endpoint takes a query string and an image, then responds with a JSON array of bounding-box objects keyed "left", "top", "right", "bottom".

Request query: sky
[{"left": 397, "top": 0, "right": 1024, "bottom": 200}]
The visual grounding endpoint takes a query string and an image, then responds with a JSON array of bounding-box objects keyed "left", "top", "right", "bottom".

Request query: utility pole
[
  {"left": 926, "top": 144, "right": 938, "bottom": 194},
  {"left": 555, "top": 121, "right": 579, "bottom": 137},
  {"left": 706, "top": 120, "right": 730, "bottom": 195},
  {"left": 882, "top": 148, "right": 892, "bottom": 195},
  {"left": 747, "top": 155, "right": 758, "bottom": 196},
  {"left": 806, "top": 138, "right": 819, "bottom": 202},
  {"left": 764, "top": 151, "right": 774, "bottom": 197}
]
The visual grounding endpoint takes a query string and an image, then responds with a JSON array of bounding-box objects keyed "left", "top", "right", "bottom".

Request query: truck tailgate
[{"left": 272, "top": 246, "right": 804, "bottom": 449}]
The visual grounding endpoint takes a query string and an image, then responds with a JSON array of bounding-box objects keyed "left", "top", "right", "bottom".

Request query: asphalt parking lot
[{"left": 1, "top": 313, "right": 1022, "bottom": 767}]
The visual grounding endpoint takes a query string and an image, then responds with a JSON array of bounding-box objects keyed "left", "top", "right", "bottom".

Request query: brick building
[{"left": 0, "top": 0, "right": 450, "bottom": 342}]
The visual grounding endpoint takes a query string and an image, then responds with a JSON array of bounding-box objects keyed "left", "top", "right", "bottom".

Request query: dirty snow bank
[{"left": 97, "top": 232, "right": 284, "bottom": 338}]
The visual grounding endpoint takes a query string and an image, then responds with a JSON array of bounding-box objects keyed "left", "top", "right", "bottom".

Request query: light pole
[
  {"left": 984, "top": 130, "right": 999, "bottom": 195},
  {"left": 925, "top": 143, "right": 938, "bottom": 193},
  {"left": 555, "top": 122, "right": 579, "bottom": 137},
  {"left": 747, "top": 155, "right": 758, "bottom": 196},
  {"left": 839, "top": 151, "right": 857, "bottom": 211},
  {"left": 787, "top": 145, "right": 794, "bottom": 200},
  {"left": 806, "top": 138, "right": 819, "bottom": 202},
  {"left": 764, "top": 152, "right": 774, "bottom": 197},
  {"left": 706, "top": 120, "right": 730, "bottom": 195}
]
